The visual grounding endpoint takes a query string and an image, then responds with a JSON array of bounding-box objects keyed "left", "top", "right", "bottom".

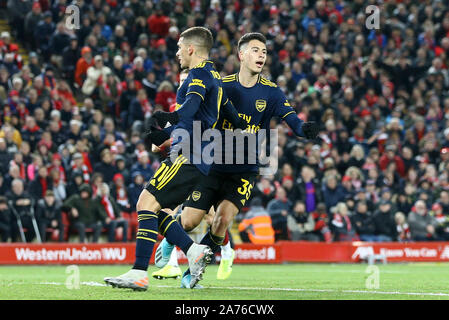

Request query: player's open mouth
[{"left": 255, "top": 61, "right": 264, "bottom": 68}]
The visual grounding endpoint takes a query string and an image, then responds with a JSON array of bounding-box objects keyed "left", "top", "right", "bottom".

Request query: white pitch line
[
  {"left": 155, "top": 284, "right": 449, "bottom": 297},
  {"left": 37, "top": 282, "right": 449, "bottom": 297}
]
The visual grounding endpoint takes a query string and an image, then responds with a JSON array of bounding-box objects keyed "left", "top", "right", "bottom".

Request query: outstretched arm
[
  {"left": 274, "top": 94, "right": 319, "bottom": 139},
  {"left": 220, "top": 98, "right": 247, "bottom": 130}
]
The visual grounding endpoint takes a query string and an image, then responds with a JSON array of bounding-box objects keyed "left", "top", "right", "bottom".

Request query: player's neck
[
  {"left": 189, "top": 54, "right": 209, "bottom": 69},
  {"left": 238, "top": 68, "right": 259, "bottom": 88}
]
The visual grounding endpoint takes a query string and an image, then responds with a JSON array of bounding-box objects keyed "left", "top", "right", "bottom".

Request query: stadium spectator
[
  {"left": 238, "top": 197, "right": 275, "bottom": 244},
  {"left": 74, "top": 46, "right": 93, "bottom": 87},
  {"left": 28, "top": 165, "right": 53, "bottom": 200},
  {"left": 431, "top": 203, "right": 449, "bottom": 240},
  {"left": 351, "top": 200, "right": 378, "bottom": 242},
  {"left": 308, "top": 203, "right": 332, "bottom": 242},
  {"left": 99, "top": 73, "right": 122, "bottom": 115},
  {"left": 330, "top": 202, "right": 358, "bottom": 241},
  {"left": 408, "top": 200, "right": 439, "bottom": 241},
  {"left": 395, "top": 212, "right": 411, "bottom": 242},
  {"left": 97, "top": 182, "right": 128, "bottom": 243},
  {"left": 93, "top": 148, "right": 118, "bottom": 184},
  {"left": 36, "top": 190, "right": 64, "bottom": 242},
  {"left": 6, "top": 0, "right": 449, "bottom": 244},
  {"left": 0, "top": 196, "right": 11, "bottom": 242},
  {"left": 61, "top": 36, "right": 79, "bottom": 82},
  {"left": 63, "top": 183, "right": 106, "bottom": 243},
  {"left": 127, "top": 171, "right": 144, "bottom": 212},
  {"left": 373, "top": 200, "right": 397, "bottom": 242},
  {"left": 267, "top": 186, "right": 291, "bottom": 241},
  {"left": 34, "top": 11, "right": 55, "bottom": 63},
  {"left": 130, "top": 150, "right": 153, "bottom": 182},
  {"left": 66, "top": 169, "right": 84, "bottom": 198},
  {"left": 292, "top": 165, "right": 322, "bottom": 213},
  {"left": 6, "top": 178, "right": 36, "bottom": 242},
  {"left": 20, "top": 116, "right": 42, "bottom": 150},
  {"left": 127, "top": 88, "right": 152, "bottom": 128},
  {"left": 82, "top": 55, "right": 112, "bottom": 97},
  {"left": 110, "top": 173, "right": 132, "bottom": 214},
  {"left": 287, "top": 201, "right": 320, "bottom": 241},
  {"left": 154, "top": 80, "right": 176, "bottom": 112},
  {"left": 322, "top": 175, "right": 347, "bottom": 211},
  {"left": 70, "top": 152, "right": 91, "bottom": 184}
]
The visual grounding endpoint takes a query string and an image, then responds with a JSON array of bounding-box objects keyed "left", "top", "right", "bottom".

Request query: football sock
[
  {"left": 158, "top": 210, "right": 193, "bottom": 254},
  {"left": 223, "top": 230, "right": 229, "bottom": 245},
  {"left": 133, "top": 210, "right": 158, "bottom": 271},
  {"left": 200, "top": 229, "right": 225, "bottom": 254},
  {"left": 183, "top": 229, "right": 224, "bottom": 277},
  {"left": 221, "top": 241, "right": 233, "bottom": 260},
  {"left": 167, "top": 247, "right": 179, "bottom": 267}
]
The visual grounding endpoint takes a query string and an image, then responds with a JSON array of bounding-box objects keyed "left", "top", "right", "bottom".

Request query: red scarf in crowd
[
  {"left": 103, "top": 81, "right": 123, "bottom": 97},
  {"left": 72, "top": 164, "right": 90, "bottom": 183},
  {"left": 101, "top": 196, "right": 115, "bottom": 219},
  {"left": 48, "top": 164, "right": 66, "bottom": 182},
  {"left": 12, "top": 160, "right": 26, "bottom": 180},
  {"left": 140, "top": 98, "right": 152, "bottom": 117},
  {"left": 40, "top": 177, "right": 47, "bottom": 197}
]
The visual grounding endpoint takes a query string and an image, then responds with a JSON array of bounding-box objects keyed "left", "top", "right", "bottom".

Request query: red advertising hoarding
[{"left": 1, "top": 242, "right": 449, "bottom": 264}]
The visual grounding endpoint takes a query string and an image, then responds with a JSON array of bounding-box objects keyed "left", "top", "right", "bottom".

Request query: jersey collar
[{"left": 236, "top": 72, "right": 261, "bottom": 87}]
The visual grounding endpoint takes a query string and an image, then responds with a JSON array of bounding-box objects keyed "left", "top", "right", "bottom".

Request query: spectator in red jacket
[
  {"left": 379, "top": 144, "right": 406, "bottom": 177},
  {"left": 147, "top": 6, "right": 170, "bottom": 38},
  {"left": 74, "top": 46, "right": 93, "bottom": 87},
  {"left": 154, "top": 80, "right": 176, "bottom": 112}
]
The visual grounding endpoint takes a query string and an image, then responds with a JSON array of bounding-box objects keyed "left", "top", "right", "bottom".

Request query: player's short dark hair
[
  {"left": 180, "top": 27, "right": 214, "bottom": 52},
  {"left": 238, "top": 32, "right": 267, "bottom": 51}
]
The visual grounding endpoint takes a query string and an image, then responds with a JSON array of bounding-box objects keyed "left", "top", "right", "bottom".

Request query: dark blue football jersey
[
  {"left": 169, "top": 60, "right": 227, "bottom": 175},
  {"left": 212, "top": 73, "right": 304, "bottom": 174}
]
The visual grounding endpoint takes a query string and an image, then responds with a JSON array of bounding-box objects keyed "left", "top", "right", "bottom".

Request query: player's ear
[
  {"left": 238, "top": 49, "right": 244, "bottom": 62},
  {"left": 188, "top": 44, "right": 194, "bottom": 56}
]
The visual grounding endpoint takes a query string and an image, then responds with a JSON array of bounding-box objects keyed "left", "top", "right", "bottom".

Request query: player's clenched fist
[
  {"left": 301, "top": 121, "right": 320, "bottom": 139},
  {"left": 152, "top": 111, "right": 180, "bottom": 128}
]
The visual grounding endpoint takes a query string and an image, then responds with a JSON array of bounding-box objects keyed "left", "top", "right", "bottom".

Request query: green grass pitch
[{"left": 1, "top": 263, "right": 449, "bottom": 300}]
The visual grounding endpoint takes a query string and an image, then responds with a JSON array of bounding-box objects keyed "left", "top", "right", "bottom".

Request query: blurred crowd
[{"left": 1, "top": 0, "right": 449, "bottom": 244}]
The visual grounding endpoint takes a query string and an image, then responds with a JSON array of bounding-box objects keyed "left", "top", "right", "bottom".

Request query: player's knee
[
  {"left": 181, "top": 221, "right": 194, "bottom": 232},
  {"left": 181, "top": 217, "right": 198, "bottom": 232},
  {"left": 136, "top": 190, "right": 161, "bottom": 212}
]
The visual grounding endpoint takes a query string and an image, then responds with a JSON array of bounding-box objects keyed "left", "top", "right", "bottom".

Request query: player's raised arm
[{"left": 274, "top": 90, "right": 319, "bottom": 140}]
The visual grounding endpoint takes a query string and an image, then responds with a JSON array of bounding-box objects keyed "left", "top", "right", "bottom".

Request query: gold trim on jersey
[
  {"left": 282, "top": 111, "right": 295, "bottom": 118},
  {"left": 212, "top": 86, "right": 223, "bottom": 129},
  {"left": 189, "top": 79, "right": 206, "bottom": 88},
  {"left": 186, "top": 91, "right": 205, "bottom": 101},
  {"left": 222, "top": 74, "right": 237, "bottom": 82},
  {"left": 258, "top": 77, "right": 277, "bottom": 87},
  {"left": 191, "top": 60, "right": 214, "bottom": 69}
]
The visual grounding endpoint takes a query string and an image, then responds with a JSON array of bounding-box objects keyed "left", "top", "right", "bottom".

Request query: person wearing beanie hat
[
  {"left": 36, "top": 189, "right": 65, "bottom": 242},
  {"left": 75, "top": 46, "right": 94, "bottom": 87},
  {"left": 63, "top": 183, "right": 107, "bottom": 243}
]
